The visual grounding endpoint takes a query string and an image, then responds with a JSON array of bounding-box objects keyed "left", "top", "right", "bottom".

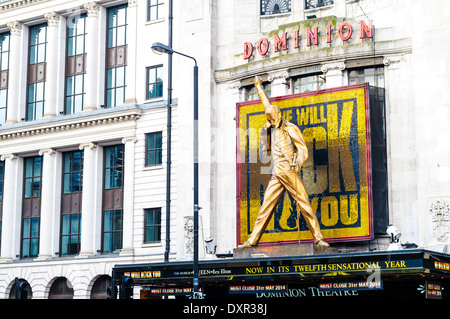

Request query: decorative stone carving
[
  {"left": 383, "top": 56, "right": 402, "bottom": 66},
  {"left": 84, "top": 2, "right": 101, "bottom": 17},
  {"left": 227, "top": 81, "right": 242, "bottom": 90},
  {"left": 184, "top": 217, "right": 194, "bottom": 256},
  {"left": 121, "top": 136, "right": 138, "bottom": 145},
  {"left": 268, "top": 70, "right": 290, "bottom": 84},
  {"left": 6, "top": 21, "right": 22, "bottom": 36},
  {"left": 38, "top": 148, "right": 56, "bottom": 156},
  {"left": 44, "top": 12, "right": 61, "bottom": 27},
  {"left": 79, "top": 142, "right": 97, "bottom": 151},
  {"left": 321, "top": 62, "right": 346, "bottom": 73},
  {"left": 0, "top": 0, "right": 46, "bottom": 12},
  {"left": 429, "top": 200, "right": 450, "bottom": 242},
  {"left": 0, "top": 110, "right": 141, "bottom": 141},
  {"left": 0, "top": 153, "right": 17, "bottom": 161}
]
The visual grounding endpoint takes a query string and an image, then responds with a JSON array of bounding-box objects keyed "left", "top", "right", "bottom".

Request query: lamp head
[
  {"left": 151, "top": 42, "right": 174, "bottom": 55},
  {"left": 205, "top": 237, "right": 216, "bottom": 254},
  {"left": 386, "top": 225, "right": 401, "bottom": 243}
]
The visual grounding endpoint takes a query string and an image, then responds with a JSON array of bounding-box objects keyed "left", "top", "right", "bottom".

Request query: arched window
[
  {"left": 48, "top": 277, "right": 74, "bottom": 299},
  {"left": 90, "top": 275, "right": 111, "bottom": 299},
  {"left": 9, "top": 279, "right": 32, "bottom": 299}
]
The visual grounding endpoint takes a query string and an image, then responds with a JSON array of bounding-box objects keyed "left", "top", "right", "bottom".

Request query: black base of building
[{"left": 112, "top": 249, "right": 450, "bottom": 300}]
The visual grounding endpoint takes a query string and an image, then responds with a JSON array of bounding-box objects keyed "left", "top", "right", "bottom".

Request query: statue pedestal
[{"left": 233, "top": 243, "right": 338, "bottom": 259}]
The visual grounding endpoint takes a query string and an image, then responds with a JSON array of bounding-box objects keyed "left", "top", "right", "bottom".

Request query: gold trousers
[{"left": 247, "top": 166, "right": 324, "bottom": 246}]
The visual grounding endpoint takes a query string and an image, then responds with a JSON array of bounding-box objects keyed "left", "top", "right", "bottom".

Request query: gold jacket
[{"left": 260, "top": 119, "right": 309, "bottom": 175}]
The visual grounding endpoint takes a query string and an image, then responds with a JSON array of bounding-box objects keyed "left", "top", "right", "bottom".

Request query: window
[
  {"left": 148, "top": 0, "right": 164, "bottom": 21},
  {"left": 24, "top": 156, "right": 42, "bottom": 199},
  {"left": 106, "top": 5, "right": 128, "bottom": 108},
  {"left": 103, "top": 210, "right": 123, "bottom": 253},
  {"left": 144, "top": 208, "right": 161, "bottom": 243},
  {"left": 246, "top": 82, "right": 271, "bottom": 101},
  {"left": 0, "top": 33, "right": 10, "bottom": 125},
  {"left": 61, "top": 213, "right": 81, "bottom": 256},
  {"left": 9, "top": 279, "right": 32, "bottom": 299},
  {"left": 90, "top": 275, "right": 111, "bottom": 299},
  {"left": 102, "top": 145, "right": 124, "bottom": 253},
  {"left": 348, "top": 66, "right": 385, "bottom": 134},
  {"left": 261, "top": 0, "right": 291, "bottom": 15},
  {"left": 146, "top": 132, "right": 162, "bottom": 166},
  {"left": 63, "top": 151, "right": 83, "bottom": 194},
  {"left": 22, "top": 156, "right": 42, "bottom": 258},
  {"left": 305, "top": 0, "right": 334, "bottom": 10},
  {"left": 348, "top": 66, "right": 385, "bottom": 88},
  {"left": 348, "top": 66, "right": 388, "bottom": 233},
  {"left": 0, "top": 161, "right": 4, "bottom": 253},
  {"left": 65, "top": 14, "right": 87, "bottom": 114},
  {"left": 0, "top": 160, "right": 4, "bottom": 201},
  {"left": 104, "top": 145, "right": 124, "bottom": 189},
  {"left": 292, "top": 74, "right": 325, "bottom": 93},
  {"left": 61, "top": 151, "right": 83, "bottom": 256},
  {"left": 147, "top": 65, "right": 163, "bottom": 99},
  {"left": 22, "top": 217, "right": 39, "bottom": 258},
  {"left": 48, "top": 277, "right": 74, "bottom": 299},
  {"left": 27, "top": 24, "right": 47, "bottom": 121}
]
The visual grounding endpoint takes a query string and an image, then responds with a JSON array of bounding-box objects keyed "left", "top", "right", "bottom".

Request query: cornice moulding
[
  {"left": 0, "top": 0, "right": 48, "bottom": 12},
  {"left": 0, "top": 107, "right": 142, "bottom": 141},
  {"left": 215, "top": 38, "right": 412, "bottom": 84}
]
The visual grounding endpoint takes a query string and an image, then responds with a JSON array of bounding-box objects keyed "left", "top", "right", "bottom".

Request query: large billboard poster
[{"left": 236, "top": 84, "right": 373, "bottom": 245}]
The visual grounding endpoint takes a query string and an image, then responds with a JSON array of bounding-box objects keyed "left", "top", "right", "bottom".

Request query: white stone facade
[
  {"left": 0, "top": 0, "right": 448, "bottom": 298},
  {"left": 212, "top": 0, "right": 450, "bottom": 254},
  {"left": 0, "top": 0, "right": 175, "bottom": 298}
]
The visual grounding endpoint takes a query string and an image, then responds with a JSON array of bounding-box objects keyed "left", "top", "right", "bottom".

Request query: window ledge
[
  {"left": 141, "top": 242, "right": 162, "bottom": 248},
  {"left": 143, "top": 164, "right": 163, "bottom": 171},
  {"left": 260, "top": 12, "right": 291, "bottom": 19},
  {"left": 145, "top": 18, "right": 165, "bottom": 26},
  {"left": 304, "top": 4, "right": 334, "bottom": 12},
  {"left": 144, "top": 97, "right": 164, "bottom": 104}
]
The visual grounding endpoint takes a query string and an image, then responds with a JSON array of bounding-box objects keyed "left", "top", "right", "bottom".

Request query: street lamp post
[{"left": 151, "top": 42, "right": 201, "bottom": 299}]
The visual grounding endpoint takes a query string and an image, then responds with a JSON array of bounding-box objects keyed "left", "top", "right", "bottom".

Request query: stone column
[
  {"left": 37, "top": 148, "right": 58, "bottom": 259},
  {"left": 120, "top": 136, "right": 137, "bottom": 255},
  {"left": 268, "top": 70, "right": 290, "bottom": 97},
  {"left": 83, "top": 2, "right": 101, "bottom": 111},
  {"left": 5, "top": 21, "right": 23, "bottom": 124},
  {"left": 125, "top": 0, "right": 137, "bottom": 104},
  {"left": 321, "top": 62, "right": 346, "bottom": 88},
  {"left": 78, "top": 142, "right": 97, "bottom": 256},
  {"left": 43, "top": 12, "right": 61, "bottom": 118},
  {"left": 0, "top": 154, "right": 22, "bottom": 261}
]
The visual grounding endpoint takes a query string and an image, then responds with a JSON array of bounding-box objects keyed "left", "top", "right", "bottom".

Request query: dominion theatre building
[{"left": 0, "top": 0, "right": 450, "bottom": 300}]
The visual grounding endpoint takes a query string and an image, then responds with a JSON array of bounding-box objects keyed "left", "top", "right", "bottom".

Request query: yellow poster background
[{"left": 236, "top": 84, "right": 373, "bottom": 245}]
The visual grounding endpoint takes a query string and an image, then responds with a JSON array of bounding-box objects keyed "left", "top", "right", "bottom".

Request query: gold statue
[{"left": 238, "top": 76, "right": 329, "bottom": 248}]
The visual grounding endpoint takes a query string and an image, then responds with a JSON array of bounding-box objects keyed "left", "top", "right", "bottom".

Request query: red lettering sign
[
  {"left": 274, "top": 32, "right": 287, "bottom": 52},
  {"left": 360, "top": 20, "right": 373, "bottom": 39},
  {"left": 306, "top": 27, "right": 318, "bottom": 46},
  {"left": 256, "top": 38, "right": 269, "bottom": 56},
  {"left": 338, "top": 22, "right": 353, "bottom": 41},
  {"left": 243, "top": 20, "right": 373, "bottom": 59},
  {"left": 294, "top": 30, "right": 299, "bottom": 48},
  {"left": 326, "top": 24, "right": 332, "bottom": 43},
  {"left": 244, "top": 42, "right": 253, "bottom": 60}
]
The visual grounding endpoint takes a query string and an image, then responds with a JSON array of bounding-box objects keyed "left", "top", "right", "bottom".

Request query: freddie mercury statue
[{"left": 238, "top": 76, "right": 329, "bottom": 248}]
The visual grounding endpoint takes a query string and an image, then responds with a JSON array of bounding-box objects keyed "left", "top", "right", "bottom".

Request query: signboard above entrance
[{"left": 243, "top": 19, "right": 373, "bottom": 60}]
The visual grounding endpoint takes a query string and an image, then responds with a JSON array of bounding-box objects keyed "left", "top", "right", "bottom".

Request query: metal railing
[{"left": 305, "top": 0, "right": 334, "bottom": 10}]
